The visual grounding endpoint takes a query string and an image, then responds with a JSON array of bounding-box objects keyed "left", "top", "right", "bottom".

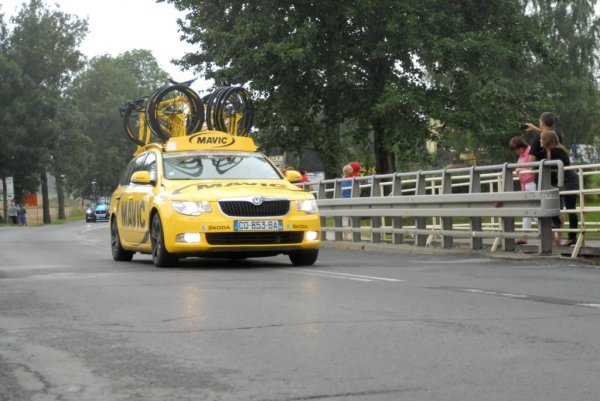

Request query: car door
[
  {"left": 126, "top": 152, "right": 157, "bottom": 245},
  {"left": 116, "top": 153, "right": 147, "bottom": 244}
]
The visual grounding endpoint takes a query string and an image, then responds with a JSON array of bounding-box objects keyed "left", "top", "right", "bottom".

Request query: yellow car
[{"left": 109, "top": 131, "right": 320, "bottom": 267}]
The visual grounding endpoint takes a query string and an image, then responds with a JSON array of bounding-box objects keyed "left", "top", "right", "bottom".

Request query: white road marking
[
  {"left": 0, "top": 264, "right": 71, "bottom": 271},
  {"left": 463, "top": 289, "right": 527, "bottom": 298},
  {"left": 81, "top": 224, "right": 110, "bottom": 234},
  {"left": 281, "top": 269, "right": 372, "bottom": 281},
  {"left": 576, "top": 303, "right": 600, "bottom": 309},
  {"left": 412, "top": 258, "right": 492, "bottom": 264},
  {"left": 287, "top": 269, "right": 403, "bottom": 282}
]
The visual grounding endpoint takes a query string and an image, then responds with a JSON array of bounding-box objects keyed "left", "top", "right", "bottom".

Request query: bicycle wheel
[
  {"left": 120, "top": 97, "right": 150, "bottom": 146},
  {"left": 145, "top": 85, "right": 204, "bottom": 141},
  {"left": 205, "top": 86, "right": 253, "bottom": 136}
]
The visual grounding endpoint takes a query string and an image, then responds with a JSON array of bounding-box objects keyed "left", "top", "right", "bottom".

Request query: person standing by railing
[
  {"left": 541, "top": 130, "right": 579, "bottom": 246},
  {"left": 299, "top": 169, "right": 310, "bottom": 183},
  {"left": 524, "top": 111, "right": 564, "bottom": 162},
  {"left": 509, "top": 136, "right": 536, "bottom": 244},
  {"left": 341, "top": 164, "right": 354, "bottom": 198},
  {"left": 350, "top": 161, "right": 362, "bottom": 177},
  {"left": 341, "top": 164, "right": 354, "bottom": 240},
  {"left": 524, "top": 112, "right": 567, "bottom": 241}
]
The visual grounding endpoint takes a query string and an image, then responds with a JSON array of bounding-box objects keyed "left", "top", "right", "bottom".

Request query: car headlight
[
  {"left": 86, "top": 208, "right": 92, "bottom": 214},
  {"left": 296, "top": 199, "right": 318, "bottom": 214},
  {"left": 172, "top": 200, "right": 212, "bottom": 216}
]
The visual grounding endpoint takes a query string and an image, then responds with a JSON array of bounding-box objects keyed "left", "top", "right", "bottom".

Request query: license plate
[{"left": 234, "top": 220, "right": 283, "bottom": 231}]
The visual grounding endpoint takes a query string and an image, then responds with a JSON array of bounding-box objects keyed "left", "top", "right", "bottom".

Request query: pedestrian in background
[
  {"left": 299, "top": 169, "right": 310, "bottom": 183},
  {"left": 341, "top": 164, "right": 354, "bottom": 240},
  {"left": 509, "top": 136, "right": 536, "bottom": 244},
  {"left": 341, "top": 164, "right": 354, "bottom": 198},
  {"left": 8, "top": 200, "right": 19, "bottom": 225},
  {"left": 17, "top": 204, "right": 27, "bottom": 226},
  {"left": 349, "top": 161, "right": 362, "bottom": 177}
]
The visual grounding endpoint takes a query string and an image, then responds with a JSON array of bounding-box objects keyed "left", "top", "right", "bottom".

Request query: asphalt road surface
[{"left": 1, "top": 222, "right": 599, "bottom": 401}]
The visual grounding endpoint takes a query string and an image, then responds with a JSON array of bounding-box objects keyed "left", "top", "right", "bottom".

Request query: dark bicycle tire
[
  {"left": 121, "top": 97, "right": 149, "bottom": 146},
  {"left": 145, "top": 85, "right": 204, "bottom": 141},
  {"left": 205, "top": 86, "right": 253, "bottom": 136}
]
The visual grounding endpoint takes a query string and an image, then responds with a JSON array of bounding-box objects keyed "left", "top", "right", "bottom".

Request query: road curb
[{"left": 320, "top": 240, "right": 600, "bottom": 266}]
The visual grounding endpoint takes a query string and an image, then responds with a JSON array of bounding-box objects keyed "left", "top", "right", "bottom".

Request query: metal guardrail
[
  {"left": 555, "top": 163, "right": 600, "bottom": 257},
  {"left": 304, "top": 160, "right": 566, "bottom": 255}
]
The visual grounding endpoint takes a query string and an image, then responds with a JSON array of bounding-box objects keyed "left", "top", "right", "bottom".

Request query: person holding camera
[
  {"left": 522, "top": 111, "right": 563, "bottom": 162},
  {"left": 522, "top": 112, "right": 572, "bottom": 245}
]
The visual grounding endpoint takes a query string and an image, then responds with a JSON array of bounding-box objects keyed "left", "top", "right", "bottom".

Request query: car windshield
[{"left": 162, "top": 151, "right": 282, "bottom": 180}]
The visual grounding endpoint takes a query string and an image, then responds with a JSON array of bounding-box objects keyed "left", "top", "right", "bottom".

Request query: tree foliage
[
  {"left": 0, "top": 1, "right": 170, "bottom": 222},
  {"left": 67, "top": 51, "right": 170, "bottom": 198},
  {"left": 163, "top": 0, "right": 600, "bottom": 174},
  {"left": 0, "top": 0, "right": 88, "bottom": 222},
  {"left": 525, "top": 0, "right": 600, "bottom": 148}
]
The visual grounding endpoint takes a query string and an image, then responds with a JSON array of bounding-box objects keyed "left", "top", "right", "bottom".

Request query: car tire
[
  {"left": 289, "top": 249, "right": 319, "bottom": 266},
  {"left": 111, "top": 219, "right": 134, "bottom": 262},
  {"left": 151, "top": 213, "right": 177, "bottom": 267}
]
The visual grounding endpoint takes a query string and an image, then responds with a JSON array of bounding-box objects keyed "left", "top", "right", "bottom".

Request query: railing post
[
  {"left": 469, "top": 167, "right": 483, "bottom": 250},
  {"left": 441, "top": 169, "right": 453, "bottom": 248},
  {"left": 574, "top": 165, "right": 585, "bottom": 256},
  {"left": 391, "top": 174, "right": 403, "bottom": 244},
  {"left": 351, "top": 178, "right": 361, "bottom": 242},
  {"left": 501, "top": 163, "right": 516, "bottom": 251},
  {"left": 317, "top": 181, "right": 326, "bottom": 200},
  {"left": 538, "top": 161, "right": 554, "bottom": 254},
  {"left": 333, "top": 180, "right": 343, "bottom": 241},
  {"left": 371, "top": 176, "right": 382, "bottom": 243},
  {"left": 415, "top": 172, "right": 427, "bottom": 246},
  {"left": 318, "top": 181, "right": 328, "bottom": 241}
]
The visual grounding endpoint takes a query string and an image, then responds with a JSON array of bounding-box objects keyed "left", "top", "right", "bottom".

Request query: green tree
[
  {"left": 163, "top": 0, "right": 435, "bottom": 174},
  {"left": 163, "top": 0, "right": 600, "bottom": 173},
  {"left": 6, "top": 0, "right": 88, "bottom": 222},
  {"left": 416, "top": 0, "right": 553, "bottom": 164},
  {"left": 68, "top": 51, "right": 170, "bottom": 199},
  {"left": 0, "top": 50, "right": 28, "bottom": 221},
  {"left": 524, "top": 0, "right": 600, "bottom": 151}
]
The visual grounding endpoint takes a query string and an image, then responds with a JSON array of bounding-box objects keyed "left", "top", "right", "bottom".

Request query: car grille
[
  {"left": 205, "top": 231, "right": 304, "bottom": 245},
  {"left": 219, "top": 200, "right": 290, "bottom": 217}
]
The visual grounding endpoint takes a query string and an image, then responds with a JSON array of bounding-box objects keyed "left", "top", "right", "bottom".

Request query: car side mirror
[
  {"left": 285, "top": 170, "right": 302, "bottom": 183},
  {"left": 131, "top": 171, "right": 152, "bottom": 185}
]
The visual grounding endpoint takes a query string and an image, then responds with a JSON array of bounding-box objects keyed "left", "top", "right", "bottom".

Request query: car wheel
[
  {"left": 289, "top": 249, "right": 319, "bottom": 266},
  {"left": 151, "top": 213, "right": 177, "bottom": 267},
  {"left": 111, "top": 219, "right": 134, "bottom": 262}
]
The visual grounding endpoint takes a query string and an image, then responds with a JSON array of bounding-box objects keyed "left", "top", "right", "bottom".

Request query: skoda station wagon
[{"left": 109, "top": 131, "right": 321, "bottom": 267}]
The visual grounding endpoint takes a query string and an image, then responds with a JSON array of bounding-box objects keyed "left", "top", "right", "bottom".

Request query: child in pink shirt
[{"left": 509, "top": 136, "right": 537, "bottom": 244}]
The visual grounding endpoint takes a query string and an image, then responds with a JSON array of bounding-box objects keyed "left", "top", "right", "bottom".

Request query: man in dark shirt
[{"left": 524, "top": 111, "right": 563, "bottom": 161}]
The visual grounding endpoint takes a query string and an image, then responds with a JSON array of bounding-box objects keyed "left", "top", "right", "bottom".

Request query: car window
[
  {"left": 144, "top": 153, "right": 157, "bottom": 182},
  {"left": 163, "top": 152, "right": 282, "bottom": 180},
  {"left": 119, "top": 159, "right": 136, "bottom": 186},
  {"left": 119, "top": 154, "right": 146, "bottom": 185}
]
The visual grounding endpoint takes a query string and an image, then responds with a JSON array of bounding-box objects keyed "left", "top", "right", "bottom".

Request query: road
[{"left": 1, "top": 222, "right": 599, "bottom": 401}]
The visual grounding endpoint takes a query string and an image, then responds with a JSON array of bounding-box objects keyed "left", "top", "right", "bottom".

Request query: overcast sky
[{"left": 1, "top": 0, "right": 212, "bottom": 92}]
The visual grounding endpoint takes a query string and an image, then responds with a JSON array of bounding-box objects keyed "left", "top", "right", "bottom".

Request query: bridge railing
[
  {"left": 304, "top": 161, "right": 566, "bottom": 255},
  {"left": 556, "top": 163, "right": 600, "bottom": 257}
]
